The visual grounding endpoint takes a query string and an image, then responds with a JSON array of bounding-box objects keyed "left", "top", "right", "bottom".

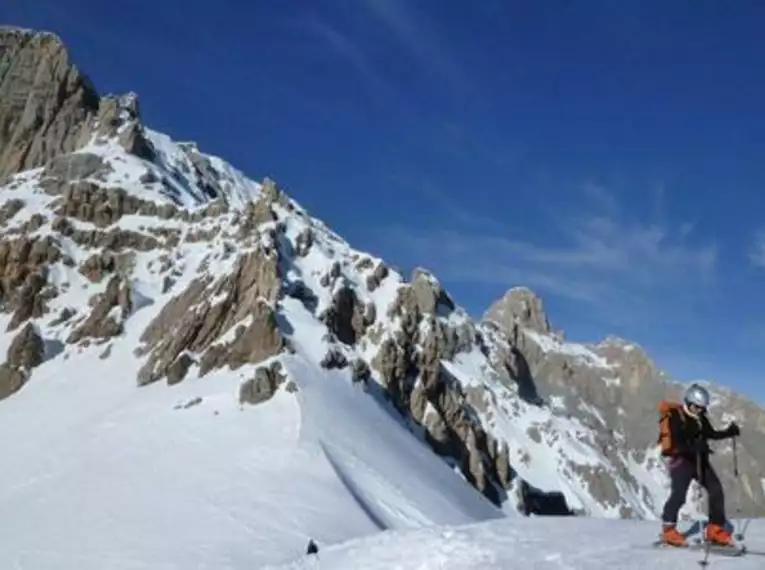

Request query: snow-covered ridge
[{"left": 0, "top": 116, "right": 690, "bottom": 520}]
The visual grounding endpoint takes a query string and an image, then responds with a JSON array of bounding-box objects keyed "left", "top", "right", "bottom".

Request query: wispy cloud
[
  {"left": 377, "top": 185, "right": 718, "bottom": 319},
  {"left": 294, "top": 13, "right": 393, "bottom": 96},
  {"left": 748, "top": 230, "right": 765, "bottom": 268},
  {"left": 360, "top": 0, "right": 464, "bottom": 84}
]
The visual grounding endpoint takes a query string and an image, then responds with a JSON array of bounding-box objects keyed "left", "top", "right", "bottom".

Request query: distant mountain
[{"left": 1, "top": 26, "right": 763, "bottom": 568}]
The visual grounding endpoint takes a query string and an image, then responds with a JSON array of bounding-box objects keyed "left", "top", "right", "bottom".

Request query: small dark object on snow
[{"left": 306, "top": 539, "right": 319, "bottom": 555}]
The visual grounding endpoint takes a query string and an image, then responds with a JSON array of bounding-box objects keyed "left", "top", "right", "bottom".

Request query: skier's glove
[{"left": 725, "top": 422, "right": 740, "bottom": 437}]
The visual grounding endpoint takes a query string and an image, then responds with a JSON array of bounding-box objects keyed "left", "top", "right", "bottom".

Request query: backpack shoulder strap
[{"left": 658, "top": 400, "right": 686, "bottom": 422}]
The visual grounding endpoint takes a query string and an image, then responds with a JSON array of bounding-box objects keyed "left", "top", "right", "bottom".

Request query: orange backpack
[{"left": 657, "top": 400, "right": 686, "bottom": 454}]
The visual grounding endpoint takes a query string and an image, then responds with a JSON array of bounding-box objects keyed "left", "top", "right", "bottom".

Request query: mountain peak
[
  {"left": 0, "top": 26, "right": 158, "bottom": 179},
  {"left": 482, "top": 286, "right": 551, "bottom": 335}
]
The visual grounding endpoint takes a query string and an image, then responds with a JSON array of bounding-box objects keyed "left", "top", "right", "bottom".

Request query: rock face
[
  {"left": 0, "top": 27, "right": 151, "bottom": 180},
  {"left": 0, "top": 322, "right": 44, "bottom": 399},
  {"left": 370, "top": 269, "right": 510, "bottom": 505},
  {"left": 1, "top": 26, "right": 764, "bottom": 525},
  {"left": 481, "top": 294, "right": 765, "bottom": 519},
  {"left": 136, "top": 244, "right": 284, "bottom": 386},
  {"left": 484, "top": 287, "right": 551, "bottom": 336},
  {"left": 239, "top": 361, "right": 293, "bottom": 405}
]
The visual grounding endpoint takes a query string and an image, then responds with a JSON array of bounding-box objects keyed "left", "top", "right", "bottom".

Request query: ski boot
[
  {"left": 705, "top": 523, "right": 735, "bottom": 547},
  {"left": 661, "top": 523, "right": 687, "bottom": 547}
]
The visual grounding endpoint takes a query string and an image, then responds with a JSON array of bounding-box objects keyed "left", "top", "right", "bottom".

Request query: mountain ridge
[{"left": 1, "top": 28, "right": 764, "bottom": 567}]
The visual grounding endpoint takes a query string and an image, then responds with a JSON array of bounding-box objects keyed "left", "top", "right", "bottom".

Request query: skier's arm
[{"left": 701, "top": 415, "right": 733, "bottom": 440}]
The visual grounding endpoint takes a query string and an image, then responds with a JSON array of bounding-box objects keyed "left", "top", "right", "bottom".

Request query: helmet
[{"left": 684, "top": 383, "right": 710, "bottom": 410}]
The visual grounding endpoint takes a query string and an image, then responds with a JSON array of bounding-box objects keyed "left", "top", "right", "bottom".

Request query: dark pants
[{"left": 662, "top": 455, "right": 726, "bottom": 525}]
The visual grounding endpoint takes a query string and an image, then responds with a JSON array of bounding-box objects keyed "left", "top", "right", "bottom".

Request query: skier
[{"left": 657, "top": 383, "right": 740, "bottom": 547}]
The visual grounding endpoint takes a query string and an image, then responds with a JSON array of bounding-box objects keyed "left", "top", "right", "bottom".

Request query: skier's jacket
[{"left": 657, "top": 400, "right": 730, "bottom": 458}]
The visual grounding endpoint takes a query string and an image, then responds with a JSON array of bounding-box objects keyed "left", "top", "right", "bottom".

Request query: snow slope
[
  {"left": 268, "top": 517, "right": 765, "bottom": 570},
  {"left": 0, "top": 311, "right": 500, "bottom": 569}
]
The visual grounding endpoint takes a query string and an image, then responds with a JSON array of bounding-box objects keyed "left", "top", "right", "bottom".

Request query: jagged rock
[
  {"left": 0, "top": 28, "right": 152, "bottom": 179},
  {"left": 237, "top": 198, "right": 277, "bottom": 238},
  {"left": 366, "top": 262, "right": 388, "bottom": 292},
  {"left": 410, "top": 268, "right": 455, "bottom": 314},
  {"left": 372, "top": 297, "right": 507, "bottom": 505},
  {"left": 0, "top": 322, "right": 44, "bottom": 400},
  {"left": 177, "top": 144, "right": 223, "bottom": 201},
  {"left": 137, "top": 247, "right": 282, "bottom": 385},
  {"left": 239, "top": 361, "right": 287, "bottom": 405},
  {"left": 50, "top": 306, "right": 75, "bottom": 326},
  {"left": 388, "top": 270, "right": 455, "bottom": 324},
  {"left": 94, "top": 94, "right": 154, "bottom": 161},
  {"left": 320, "top": 347, "right": 348, "bottom": 369},
  {"left": 67, "top": 276, "right": 132, "bottom": 343},
  {"left": 484, "top": 286, "right": 551, "bottom": 335},
  {"left": 351, "top": 359, "right": 371, "bottom": 384},
  {"left": 42, "top": 153, "right": 112, "bottom": 183},
  {"left": 0, "top": 28, "right": 99, "bottom": 178},
  {"left": 492, "top": 438, "right": 512, "bottom": 488},
  {"left": 260, "top": 177, "right": 282, "bottom": 203},
  {"left": 285, "top": 280, "right": 318, "bottom": 312},
  {"left": 362, "top": 302, "right": 376, "bottom": 328},
  {"left": 320, "top": 285, "right": 366, "bottom": 345},
  {"left": 294, "top": 228, "right": 314, "bottom": 257},
  {"left": 8, "top": 322, "right": 44, "bottom": 369},
  {"left": 197, "top": 300, "right": 285, "bottom": 375},
  {"left": 0, "top": 236, "right": 62, "bottom": 330},
  {"left": 320, "top": 261, "right": 342, "bottom": 288},
  {"left": 185, "top": 226, "right": 221, "bottom": 243},
  {"left": 52, "top": 216, "right": 164, "bottom": 252},
  {"left": 0, "top": 199, "right": 25, "bottom": 225},
  {"left": 42, "top": 181, "right": 183, "bottom": 228},
  {"left": 78, "top": 251, "right": 135, "bottom": 283},
  {"left": 0, "top": 364, "right": 26, "bottom": 400},
  {"left": 355, "top": 257, "right": 374, "bottom": 272},
  {"left": 167, "top": 354, "right": 194, "bottom": 386}
]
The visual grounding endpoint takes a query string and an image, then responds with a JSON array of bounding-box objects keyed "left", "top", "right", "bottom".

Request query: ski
[{"left": 651, "top": 539, "right": 747, "bottom": 557}]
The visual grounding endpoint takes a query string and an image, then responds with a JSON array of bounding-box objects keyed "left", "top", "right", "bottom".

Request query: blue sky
[{"left": 8, "top": 0, "right": 765, "bottom": 403}]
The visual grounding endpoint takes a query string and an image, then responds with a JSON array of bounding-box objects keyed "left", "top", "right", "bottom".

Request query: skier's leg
[
  {"left": 702, "top": 462, "right": 734, "bottom": 545},
  {"left": 661, "top": 457, "right": 694, "bottom": 545},
  {"left": 704, "top": 462, "right": 726, "bottom": 525}
]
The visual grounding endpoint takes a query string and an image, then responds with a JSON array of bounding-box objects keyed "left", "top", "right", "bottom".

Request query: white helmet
[{"left": 684, "top": 383, "right": 710, "bottom": 410}]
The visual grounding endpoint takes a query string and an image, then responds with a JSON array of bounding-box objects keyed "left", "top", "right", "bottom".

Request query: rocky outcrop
[
  {"left": 372, "top": 273, "right": 510, "bottom": 505},
  {"left": 320, "top": 285, "right": 369, "bottom": 345},
  {"left": 136, "top": 245, "right": 284, "bottom": 385},
  {"left": 0, "top": 322, "right": 44, "bottom": 400},
  {"left": 67, "top": 276, "right": 133, "bottom": 343},
  {"left": 0, "top": 28, "right": 152, "bottom": 180},
  {"left": 197, "top": 299, "right": 285, "bottom": 375},
  {"left": 484, "top": 287, "right": 551, "bottom": 336},
  {"left": 78, "top": 251, "right": 135, "bottom": 283},
  {"left": 389, "top": 268, "right": 455, "bottom": 318},
  {"left": 52, "top": 217, "right": 164, "bottom": 251},
  {"left": 0, "top": 236, "right": 61, "bottom": 330},
  {"left": 239, "top": 361, "right": 293, "bottom": 405}
]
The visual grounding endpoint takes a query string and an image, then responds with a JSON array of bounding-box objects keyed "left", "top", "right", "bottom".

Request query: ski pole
[{"left": 731, "top": 435, "right": 749, "bottom": 541}]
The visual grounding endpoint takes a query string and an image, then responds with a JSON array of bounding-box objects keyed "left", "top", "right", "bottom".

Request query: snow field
[{"left": 266, "top": 516, "right": 765, "bottom": 570}]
